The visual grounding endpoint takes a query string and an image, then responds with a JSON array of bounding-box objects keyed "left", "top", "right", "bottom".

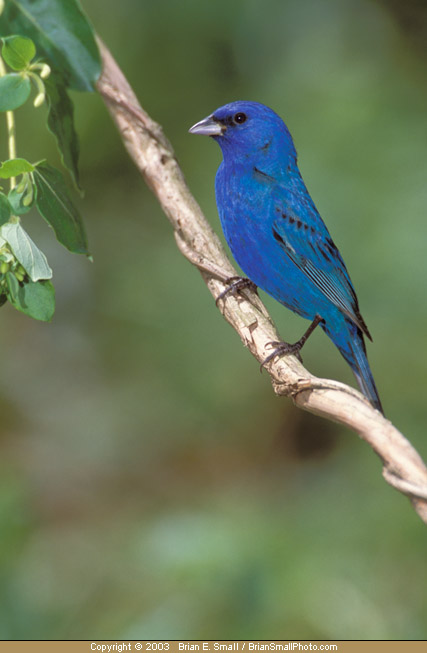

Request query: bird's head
[{"left": 189, "top": 101, "right": 297, "bottom": 165}]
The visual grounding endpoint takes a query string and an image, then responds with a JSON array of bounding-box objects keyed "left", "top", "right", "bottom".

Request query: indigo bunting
[{"left": 189, "top": 101, "right": 382, "bottom": 413}]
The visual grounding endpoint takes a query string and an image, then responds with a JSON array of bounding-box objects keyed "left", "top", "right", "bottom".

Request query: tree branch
[{"left": 95, "top": 38, "right": 427, "bottom": 524}]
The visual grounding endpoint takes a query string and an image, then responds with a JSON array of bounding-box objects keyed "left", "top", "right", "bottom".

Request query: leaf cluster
[{"left": 0, "top": 0, "right": 101, "bottom": 320}]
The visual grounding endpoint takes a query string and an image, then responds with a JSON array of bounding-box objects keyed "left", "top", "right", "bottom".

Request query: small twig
[
  {"left": 382, "top": 469, "right": 427, "bottom": 501},
  {"left": 174, "top": 230, "right": 231, "bottom": 281},
  {"left": 0, "top": 55, "right": 17, "bottom": 188},
  {"left": 95, "top": 37, "right": 427, "bottom": 524}
]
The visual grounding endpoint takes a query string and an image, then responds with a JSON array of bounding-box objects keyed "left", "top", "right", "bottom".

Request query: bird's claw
[
  {"left": 260, "top": 340, "right": 303, "bottom": 371},
  {"left": 215, "top": 276, "right": 257, "bottom": 306},
  {"left": 264, "top": 340, "right": 283, "bottom": 351}
]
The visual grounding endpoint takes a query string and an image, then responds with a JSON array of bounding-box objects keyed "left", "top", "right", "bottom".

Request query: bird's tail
[
  {"left": 349, "top": 336, "right": 383, "bottom": 414},
  {"left": 326, "top": 319, "right": 383, "bottom": 414}
]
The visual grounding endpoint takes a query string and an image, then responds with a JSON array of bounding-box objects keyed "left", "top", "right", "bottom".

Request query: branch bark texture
[{"left": 96, "top": 38, "right": 427, "bottom": 524}]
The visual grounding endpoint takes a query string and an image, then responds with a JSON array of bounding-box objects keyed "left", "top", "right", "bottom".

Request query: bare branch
[{"left": 96, "top": 38, "right": 427, "bottom": 524}]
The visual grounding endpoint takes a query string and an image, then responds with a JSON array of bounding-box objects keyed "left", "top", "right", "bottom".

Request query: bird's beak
[{"left": 188, "top": 114, "right": 224, "bottom": 136}]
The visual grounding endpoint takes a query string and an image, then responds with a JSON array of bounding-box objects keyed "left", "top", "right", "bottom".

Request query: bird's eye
[{"left": 233, "top": 112, "right": 247, "bottom": 124}]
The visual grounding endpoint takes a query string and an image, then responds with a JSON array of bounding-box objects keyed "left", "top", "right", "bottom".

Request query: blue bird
[{"left": 189, "top": 101, "right": 382, "bottom": 413}]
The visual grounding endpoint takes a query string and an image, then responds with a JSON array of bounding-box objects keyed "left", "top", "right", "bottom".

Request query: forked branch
[{"left": 96, "top": 38, "right": 427, "bottom": 524}]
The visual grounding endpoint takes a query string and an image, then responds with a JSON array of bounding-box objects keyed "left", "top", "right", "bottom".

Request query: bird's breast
[{"left": 214, "top": 162, "right": 322, "bottom": 320}]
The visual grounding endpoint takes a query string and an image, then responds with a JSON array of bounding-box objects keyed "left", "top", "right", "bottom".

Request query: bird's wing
[{"left": 271, "top": 191, "right": 371, "bottom": 339}]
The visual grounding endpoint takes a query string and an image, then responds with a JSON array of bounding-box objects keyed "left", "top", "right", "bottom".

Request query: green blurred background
[{"left": 0, "top": 0, "right": 426, "bottom": 640}]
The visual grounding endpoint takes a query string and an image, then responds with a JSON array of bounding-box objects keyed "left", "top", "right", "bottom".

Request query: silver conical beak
[{"left": 188, "top": 114, "right": 224, "bottom": 136}]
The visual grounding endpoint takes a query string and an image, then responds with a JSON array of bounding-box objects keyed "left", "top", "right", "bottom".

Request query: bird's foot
[
  {"left": 215, "top": 276, "right": 257, "bottom": 306},
  {"left": 260, "top": 340, "right": 303, "bottom": 370},
  {"left": 260, "top": 315, "right": 323, "bottom": 371}
]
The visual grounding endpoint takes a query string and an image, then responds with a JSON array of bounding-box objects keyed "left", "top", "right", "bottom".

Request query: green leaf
[
  {"left": 8, "top": 184, "right": 35, "bottom": 215},
  {"left": 0, "top": 193, "right": 11, "bottom": 226},
  {"left": 0, "top": 0, "right": 101, "bottom": 91},
  {"left": 45, "top": 75, "right": 81, "bottom": 190},
  {"left": 1, "top": 221, "right": 52, "bottom": 281},
  {"left": 5, "top": 270, "right": 19, "bottom": 301},
  {"left": 7, "top": 275, "right": 55, "bottom": 321},
  {"left": 2, "top": 35, "right": 36, "bottom": 70},
  {"left": 0, "top": 73, "right": 31, "bottom": 111},
  {"left": 33, "top": 162, "right": 89, "bottom": 255},
  {"left": 0, "top": 236, "right": 12, "bottom": 261},
  {"left": 0, "top": 158, "right": 34, "bottom": 178}
]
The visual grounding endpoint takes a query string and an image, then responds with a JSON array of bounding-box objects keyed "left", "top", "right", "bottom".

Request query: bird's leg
[
  {"left": 261, "top": 314, "right": 323, "bottom": 369},
  {"left": 215, "top": 276, "right": 258, "bottom": 306}
]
